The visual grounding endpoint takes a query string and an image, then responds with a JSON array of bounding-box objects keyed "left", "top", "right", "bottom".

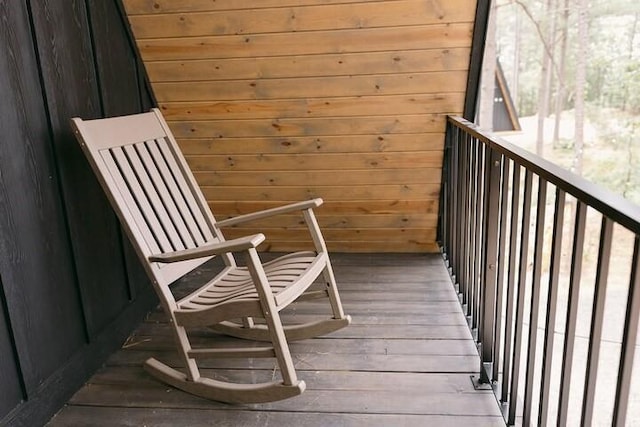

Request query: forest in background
[{"left": 480, "top": 0, "right": 640, "bottom": 204}]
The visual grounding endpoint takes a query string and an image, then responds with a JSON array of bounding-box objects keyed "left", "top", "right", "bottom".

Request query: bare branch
[{"left": 509, "top": 0, "right": 565, "bottom": 79}]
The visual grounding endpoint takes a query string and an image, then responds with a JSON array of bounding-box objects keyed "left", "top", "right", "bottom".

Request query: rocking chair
[{"left": 71, "top": 109, "right": 351, "bottom": 403}]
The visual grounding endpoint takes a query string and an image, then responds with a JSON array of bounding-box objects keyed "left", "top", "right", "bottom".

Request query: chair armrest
[
  {"left": 216, "top": 198, "right": 323, "bottom": 227},
  {"left": 148, "top": 234, "right": 265, "bottom": 263}
]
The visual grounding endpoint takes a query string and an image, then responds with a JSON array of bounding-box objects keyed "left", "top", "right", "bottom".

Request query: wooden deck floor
[{"left": 47, "top": 254, "right": 504, "bottom": 426}]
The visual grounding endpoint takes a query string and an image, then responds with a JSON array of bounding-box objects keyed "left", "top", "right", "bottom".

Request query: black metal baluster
[
  {"left": 479, "top": 148, "right": 502, "bottom": 382},
  {"left": 523, "top": 178, "right": 548, "bottom": 425},
  {"left": 558, "top": 201, "right": 588, "bottom": 426},
  {"left": 613, "top": 234, "right": 640, "bottom": 427},
  {"left": 468, "top": 136, "right": 478, "bottom": 319},
  {"left": 539, "top": 189, "right": 566, "bottom": 425},
  {"left": 501, "top": 163, "right": 521, "bottom": 404},
  {"left": 493, "top": 158, "right": 511, "bottom": 383},
  {"left": 508, "top": 169, "right": 533, "bottom": 425},
  {"left": 581, "top": 217, "right": 614, "bottom": 426}
]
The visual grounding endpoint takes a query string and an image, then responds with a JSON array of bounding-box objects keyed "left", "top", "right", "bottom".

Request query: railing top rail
[{"left": 447, "top": 115, "right": 640, "bottom": 235}]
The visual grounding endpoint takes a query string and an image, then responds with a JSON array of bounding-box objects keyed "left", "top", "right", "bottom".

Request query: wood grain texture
[
  {"left": 193, "top": 168, "right": 442, "bottom": 186},
  {"left": 124, "top": 0, "right": 396, "bottom": 15},
  {"left": 0, "top": 277, "right": 23, "bottom": 419},
  {"left": 0, "top": 1, "right": 156, "bottom": 425},
  {"left": 187, "top": 152, "right": 444, "bottom": 171},
  {"left": 179, "top": 134, "right": 444, "bottom": 155},
  {"left": 146, "top": 48, "right": 471, "bottom": 82},
  {"left": 49, "top": 254, "right": 504, "bottom": 425},
  {"left": 128, "top": 1, "right": 474, "bottom": 38},
  {"left": 209, "top": 199, "right": 438, "bottom": 215},
  {"left": 169, "top": 115, "right": 446, "bottom": 138},
  {"left": 0, "top": 0, "right": 87, "bottom": 396},
  {"left": 136, "top": 24, "right": 473, "bottom": 60},
  {"left": 162, "top": 92, "right": 464, "bottom": 120},
  {"left": 124, "top": 0, "right": 477, "bottom": 252},
  {"left": 30, "top": 0, "right": 132, "bottom": 338}
]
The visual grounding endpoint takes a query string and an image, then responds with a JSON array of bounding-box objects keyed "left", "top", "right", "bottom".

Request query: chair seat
[{"left": 175, "top": 251, "right": 327, "bottom": 326}]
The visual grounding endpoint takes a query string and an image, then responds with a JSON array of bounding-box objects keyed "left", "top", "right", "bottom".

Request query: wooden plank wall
[
  {"left": 0, "top": 1, "right": 156, "bottom": 425},
  {"left": 123, "top": 0, "right": 477, "bottom": 252}
]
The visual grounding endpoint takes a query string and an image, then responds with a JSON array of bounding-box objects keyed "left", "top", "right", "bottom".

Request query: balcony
[{"left": 3, "top": 1, "right": 640, "bottom": 426}]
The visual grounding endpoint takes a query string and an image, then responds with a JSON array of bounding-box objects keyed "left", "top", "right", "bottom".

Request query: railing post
[
  {"left": 439, "top": 120, "right": 452, "bottom": 255},
  {"left": 478, "top": 148, "right": 501, "bottom": 383}
]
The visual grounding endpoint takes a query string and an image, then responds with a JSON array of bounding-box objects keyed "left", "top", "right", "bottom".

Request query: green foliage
[{"left": 493, "top": 0, "right": 640, "bottom": 205}]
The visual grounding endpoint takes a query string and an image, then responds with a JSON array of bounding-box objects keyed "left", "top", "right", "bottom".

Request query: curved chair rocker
[{"left": 71, "top": 109, "right": 351, "bottom": 404}]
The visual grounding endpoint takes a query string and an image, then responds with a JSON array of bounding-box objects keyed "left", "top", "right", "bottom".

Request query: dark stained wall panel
[
  {"left": 0, "top": 0, "right": 86, "bottom": 393},
  {"left": 0, "top": 278, "right": 23, "bottom": 420},
  {"left": 29, "top": 0, "right": 131, "bottom": 337},
  {"left": 0, "top": 0, "right": 156, "bottom": 425}
]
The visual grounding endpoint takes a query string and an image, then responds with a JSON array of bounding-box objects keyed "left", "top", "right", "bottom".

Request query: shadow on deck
[{"left": 48, "top": 254, "right": 504, "bottom": 426}]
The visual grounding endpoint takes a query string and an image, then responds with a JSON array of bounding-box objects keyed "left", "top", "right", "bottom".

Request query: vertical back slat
[
  {"left": 146, "top": 139, "right": 207, "bottom": 246},
  {"left": 136, "top": 140, "right": 196, "bottom": 249},
  {"left": 539, "top": 188, "right": 567, "bottom": 424},
  {"left": 581, "top": 216, "right": 614, "bottom": 426},
  {"left": 508, "top": 169, "right": 533, "bottom": 425},
  {"left": 111, "top": 146, "right": 173, "bottom": 253},
  {"left": 123, "top": 144, "right": 185, "bottom": 251},
  {"left": 523, "top": 177, "right": 548, "bottom": 425},
  {"left": 156, "top": 137, "right": 216, "bottom": 242},
  {"left": 501, "top": 163, "right": 521, "bottom": 403},
  {"left": 613, "top": 235, "right": 640, "bottom": 427},
  {"left": 100, "top": 149, "right": 162, "bottom": 256},
  {"left": 558, "top": 201, "right": 588, "bottom": 426}
]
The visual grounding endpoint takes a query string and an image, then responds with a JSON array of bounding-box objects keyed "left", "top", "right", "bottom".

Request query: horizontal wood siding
[{"left": 124, "top": 0, "right": 476, "bottom": 252}]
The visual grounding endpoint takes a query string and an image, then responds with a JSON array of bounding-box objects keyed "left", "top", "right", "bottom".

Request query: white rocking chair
[{"left": 71, "top": 109, "right": 351, "bottom": 403}]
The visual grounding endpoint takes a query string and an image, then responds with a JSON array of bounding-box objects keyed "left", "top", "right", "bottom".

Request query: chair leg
[
  {"left": 245, "top": 248, "right": 299, "bottom": 386},
  {"left": 322, "top": 258, "right": 347, "bottom": 320},
  {"left": 172, "top": 322, "right": 201, "bottom": 382}
]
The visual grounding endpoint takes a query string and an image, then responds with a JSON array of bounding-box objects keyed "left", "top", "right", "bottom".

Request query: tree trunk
[
  {"left": 622, "top": 13, "right": 639, "bottom": 111},
  {"left": 478, "top": 0, "right": 497, "bottom": 130},
  {"left": 553, "top": 0, "right": 570, "bottom": 147},
  {"left": 512, "top": 5, "right": 521, "bottom": 108},
  {"left": 536, "top": 0, "right": 556, "bottom": 156},
  {"left": 572, "top": 0, "right": 588, "bottom": 176}
]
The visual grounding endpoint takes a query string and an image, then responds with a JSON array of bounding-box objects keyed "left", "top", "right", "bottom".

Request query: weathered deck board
[{"left": 48, "top": 254, "right": 504, "bottom": 426}]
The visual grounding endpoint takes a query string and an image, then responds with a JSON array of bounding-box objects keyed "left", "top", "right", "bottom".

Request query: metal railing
[{"left": 440, "top": 116, "right": 640, "bottom": 426}]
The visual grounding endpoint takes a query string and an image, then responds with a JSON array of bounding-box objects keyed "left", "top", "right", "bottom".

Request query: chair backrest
[{"left": 71, "top": 109, "right": 229, "bottom": 295}]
